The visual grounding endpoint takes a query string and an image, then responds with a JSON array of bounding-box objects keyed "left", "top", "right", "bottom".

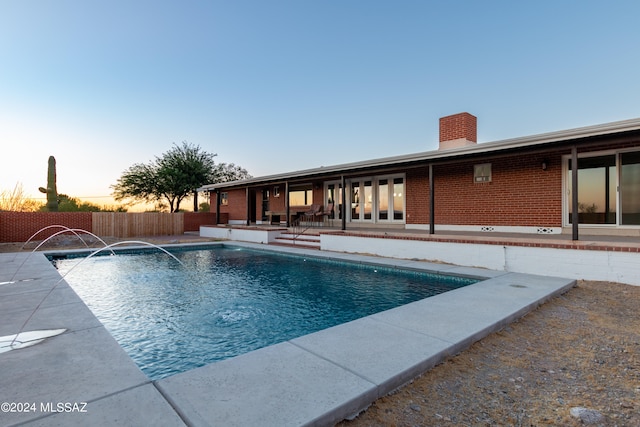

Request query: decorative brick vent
[{"left": 537, "top": 227, "right": 555, "bottom": 234}]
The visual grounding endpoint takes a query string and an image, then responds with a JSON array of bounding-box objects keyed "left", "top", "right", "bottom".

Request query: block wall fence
[{"left": 0, "top": 212, "right": 216, "bottom": 243}]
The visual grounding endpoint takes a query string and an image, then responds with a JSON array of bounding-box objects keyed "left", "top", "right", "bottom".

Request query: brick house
[{"left": 200, "top": 113, "right": 640, "bottom": 238}]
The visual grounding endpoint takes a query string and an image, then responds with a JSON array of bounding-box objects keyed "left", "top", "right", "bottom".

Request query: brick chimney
[{"left": 439, "top": 112, "right": 477, "bottom": 150}]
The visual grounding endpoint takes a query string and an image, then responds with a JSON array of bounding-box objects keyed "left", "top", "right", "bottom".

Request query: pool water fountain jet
[
  {"left": 6, "top": 240, "right": 184, "bottom": 352},
  {"left": 28, "top": 228, "right": 116, "bottom": 255},
  {"left": 11, "top": 228, "right": 116, "bottom": 282},
  {"left": 21, "top": 225, "right": 94, "bottom": 251}
]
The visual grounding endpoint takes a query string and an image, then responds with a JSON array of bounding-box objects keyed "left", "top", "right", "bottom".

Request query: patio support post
[
  {"left": 245, "top": 187, "right": 250, "bottom": 226},
  {"left": 341, "top": 175, "right": 347, "bottom": 230},
  {"left": 215, "top": 190, "right": 220, "bottom": 225},
  {"left": 571, "top": 145, "right": 579, "bottom": 240},
  {"left": 285, "top": 181, "right": 290, "bottom": 227},
  {"left": 605, "top": 165, "right": 611, "bottom": 220},
  {"left": 429, "top": 164, "right": 435, "bottom": 234}
]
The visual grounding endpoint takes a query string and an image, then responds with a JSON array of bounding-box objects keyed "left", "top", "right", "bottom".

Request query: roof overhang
[{"left": 199, "top": 117, "right": 640, "bottom": 192}]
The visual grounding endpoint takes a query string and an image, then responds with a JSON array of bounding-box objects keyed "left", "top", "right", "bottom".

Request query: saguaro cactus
[{"left": 38, "top": 156, "right": 59, "bottom": 212}]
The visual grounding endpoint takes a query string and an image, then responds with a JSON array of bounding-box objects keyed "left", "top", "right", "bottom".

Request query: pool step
[{"left": 273, "top": 232, "right": 321, "bottom": 249}]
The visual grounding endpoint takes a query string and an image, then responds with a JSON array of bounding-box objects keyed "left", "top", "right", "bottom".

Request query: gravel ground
[{"left": 337, "top": 280, "right": 640, "bottom": 427}]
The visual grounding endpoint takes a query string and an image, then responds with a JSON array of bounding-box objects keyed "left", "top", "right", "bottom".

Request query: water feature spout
[
  {"left": 21, "top": 225, "right": 91, "bottom": 250},
  {"left": 22, "top": 226, "right": 114, "bottom": 253},
  {"left": 11, "top": 228, "right": 116, "bottom": 282}
]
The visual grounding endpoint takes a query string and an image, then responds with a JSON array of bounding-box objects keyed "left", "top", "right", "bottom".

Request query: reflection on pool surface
[{"left": 52, "top": 246, "right": 478, "bottom": 380}]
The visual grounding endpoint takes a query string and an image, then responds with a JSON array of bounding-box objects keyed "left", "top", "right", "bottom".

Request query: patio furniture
[
  {"left": 265, "top": 210, "right": 287, "bottom": 225},
  {"left": 315, "top": 203, "right": 334, "bottom": 226},
  {"left": 302, "top": 204, "right": 322, "bottom": 223}
]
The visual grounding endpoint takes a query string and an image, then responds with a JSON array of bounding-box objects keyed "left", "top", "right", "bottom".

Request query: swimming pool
[{"left": 52, "top": 245, "right": 478, "bottom": 380}]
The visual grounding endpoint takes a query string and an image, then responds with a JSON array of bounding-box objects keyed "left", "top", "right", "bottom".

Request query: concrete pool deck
[{"left": 0, "top": 242, "right": 575, "bottom": 426}]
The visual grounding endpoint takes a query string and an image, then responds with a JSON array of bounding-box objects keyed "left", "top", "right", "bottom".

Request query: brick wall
[
  {"left": 0, "top": 212, "right": 92, "bottom": 243},
  {"left": 211, "top": 189, "right": 248, "bottom": 222},
  {"left": 269, "top": 187, "right": 286, "bottom": 211},
  {"left": 183, "top": 212, "right": 217, "bottom": 231},
  {"left": 407, "top": 150, "right": 564, "bottom": 227},
  {"left": 406, "top": 168, "right": 431, "bottom": 224},
  {"left": 311, "top": 185, "right": 324, "bottom": 206},
  {"left": 0, "top": 211, "right": 216, "bottom": 242}
]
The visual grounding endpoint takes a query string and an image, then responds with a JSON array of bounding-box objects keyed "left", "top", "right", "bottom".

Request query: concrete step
[
  {"left": 270, "top": 241, "right": 320, "bottom": 250},
  {"left": 273, "top": 233, "right": 321, "bottom": 249},
  {"left": 278, "top": 233, "right": 320, "bottom": 241}
]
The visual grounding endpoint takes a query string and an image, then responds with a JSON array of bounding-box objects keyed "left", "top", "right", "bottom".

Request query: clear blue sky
[{"left": 2, "top": 0, "right": 640, "bottom": 208}]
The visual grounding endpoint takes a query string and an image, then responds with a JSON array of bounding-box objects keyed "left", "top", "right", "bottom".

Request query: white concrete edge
[{"left": 320, "top": 233, "right": 640, "bottom": 286}]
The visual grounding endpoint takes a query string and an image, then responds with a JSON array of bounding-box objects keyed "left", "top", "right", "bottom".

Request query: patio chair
[
  {"left": 302, "top": 204, "right": 322, "bottom": 223},
  {"left": 315, "top": 203, "right": 334, "bottom": 226}
]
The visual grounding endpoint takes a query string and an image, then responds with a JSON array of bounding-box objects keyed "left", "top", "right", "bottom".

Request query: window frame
[
  {"left": 563, "top": 148, "right": 640, "bottom": 228},
  {"left": 474, "top": 163, "right": 492, "bottom": 183}
]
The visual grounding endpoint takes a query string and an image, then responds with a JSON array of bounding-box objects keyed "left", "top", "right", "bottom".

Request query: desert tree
[{"left": 112, "top": 142, "right": 250, "bottom": 212}]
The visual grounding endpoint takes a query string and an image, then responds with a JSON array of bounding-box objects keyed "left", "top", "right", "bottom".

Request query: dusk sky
[{"left": 2, "top": 1, "right": 640, "bottom": 209}]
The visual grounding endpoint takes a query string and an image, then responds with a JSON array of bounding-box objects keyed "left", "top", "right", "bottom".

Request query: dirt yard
[{"left": 337, "top": 280, "right": 640, "bottom": 426}]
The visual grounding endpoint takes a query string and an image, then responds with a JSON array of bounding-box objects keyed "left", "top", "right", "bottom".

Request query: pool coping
[{"left": 0, "top": 242, "right": 576, "bottom": 426}]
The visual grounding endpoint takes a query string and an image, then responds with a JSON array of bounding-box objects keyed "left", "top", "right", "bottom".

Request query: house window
[
  {"left": 274, "top": 186, "right": 280, "bottom": 197},
  {"left": 474, "top": 163, "right": 492, "bottom": 182},
  {"left": 220, "top": 192, "right": 228, "bottom": 205},
  {"left": 393, "top": 177, "right": 404, "bottom": 220},
  {"left": 349, "top": 174, "right": 405, "bottom": 223},
  {"left": 289, "top": 190, "right": 312, "bottom": 205},
  {"left": 378, "top": 177, "right": 405, "bottom": 221},
  {"left": 378, "top": 179, "right": 389, "bottom": 220}
]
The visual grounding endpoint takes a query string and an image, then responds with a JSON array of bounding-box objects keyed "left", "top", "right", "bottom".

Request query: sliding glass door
[
  {"left": 566, "top": 150, "right": 640, "bottom": 227},
  {"left": 568, "top": 155, "right": 616, "bottom": 224},
  {"left": 621, "top": 152, "right": 640, "bottom": 225}
]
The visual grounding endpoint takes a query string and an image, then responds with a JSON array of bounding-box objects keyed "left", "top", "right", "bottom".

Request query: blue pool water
[{"left": 52, "top": 246, "right": 478, "bottom": 380}]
